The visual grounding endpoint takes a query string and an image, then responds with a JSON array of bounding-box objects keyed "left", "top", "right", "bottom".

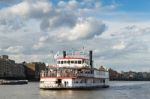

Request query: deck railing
[{"left": 41, "top": 72, "right": 94, "bottom": 78}]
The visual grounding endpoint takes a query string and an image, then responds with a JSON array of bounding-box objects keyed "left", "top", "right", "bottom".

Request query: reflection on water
[
  {"left": 40, "top": 89, "right": 97, "bottom": 99},
  {"left": 40, "top": 90, "right": 75, "bottom": 97},
  {"left": 0, "top": 81, "right": 150, "bottom": 99}
]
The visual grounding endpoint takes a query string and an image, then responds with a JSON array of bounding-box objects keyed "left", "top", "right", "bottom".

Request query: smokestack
[
  {"left": 89, "top": 50, "right": 93, "bottom": 69},
  {"left": 63, "top": 51, "right": 66, "bottom": 58}
]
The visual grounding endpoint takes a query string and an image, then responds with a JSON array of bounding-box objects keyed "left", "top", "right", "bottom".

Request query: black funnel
[
  {"left": 63, "top": 51, "right": 66, "bottom": 58},
  {"left": 89, "top": 50, "right": 93, "bottom": 69}
]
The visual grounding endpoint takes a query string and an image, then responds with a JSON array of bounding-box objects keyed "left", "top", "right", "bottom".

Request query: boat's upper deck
[
  {"left": 55, "top": 50, "right": 91, "bottom": 68},
  {"left": 40, "top": 66, "right": 109, "bottom": 79},
  {"left": 56, "top": 57, "right": 90, "bottom": 68},
  {"left": 40, "top": 50, "right": 109, "bottom": 79}
]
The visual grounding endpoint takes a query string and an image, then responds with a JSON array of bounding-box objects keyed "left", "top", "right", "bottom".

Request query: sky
[{"left": 0, "top": 0, "right": 150, "bottom": 72}]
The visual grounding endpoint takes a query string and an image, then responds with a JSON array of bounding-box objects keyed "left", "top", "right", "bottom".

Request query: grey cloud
[
  {"left": 49, "top": 12, "right": 77, "bottom": 29},
  {"left": 0, "top": 0, "right": 22, "bottom": 4},
  {"left": 40, "top": 18, "right": 50, "bottom": 31},
  {"left": 0, "top": 14, "right": 24, "bottom": 32},
  {"left": 0, "top": 0, "right": 107, "bottom": 35},
  {"left": 82, "top": 20, "right": 106, "bottom": 39},
  {"left": 0, "top": 36, "right": 19, "bottom": 49},
  {"left": 40, "top": 12, "right": 77, "bottom": 31}
]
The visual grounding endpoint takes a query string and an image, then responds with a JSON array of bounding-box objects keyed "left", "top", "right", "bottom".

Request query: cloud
[
  {"left": 33, "top": 17, "right": 107, "bottom": 50},
  {"left": 112, "top": 41, "right": 126, "bottom": 50},
  {"left": 5, "top": 0, "right": 51, "bottom": 18},
  {"left": 0, "top": 36, "right": 19, "bottom": 48},
  {"left": 0, "top": 0, "right": 22, "bottom": 5},
  {"left": 0, "top": 0, "right": 53, "bottom": 31},
  {"left": 0, "top": 0, "right": 107, "bottom": 34},
  {"left": 49, "top": 12, "right": 77, "bottom": 29},
  {"left": 0, "top": 46, "right": 24, "bottom": 54},
  {"left": 9, "top": 54, "right": 53, "bottom": 63},
  {"left": 52, "top": 18, "right": 107, "bottom": 41}
]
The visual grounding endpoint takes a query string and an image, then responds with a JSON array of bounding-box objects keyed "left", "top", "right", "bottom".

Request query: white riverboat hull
[{"left": 40, "top": 77, "right": 109, "bottom": 90}]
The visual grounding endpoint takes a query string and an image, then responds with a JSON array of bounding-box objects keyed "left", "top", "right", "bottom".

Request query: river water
[{"left": 0, "top": 81, "right": 150, "bottom": 99}]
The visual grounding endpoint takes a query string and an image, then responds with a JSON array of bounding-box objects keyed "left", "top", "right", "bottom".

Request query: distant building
[
  {"left": 108, "top": 68, "right": 121, "bottom": 80},
  {"left": 0, "top": 55, "right": 9, "bottom": 59},
  {"left": 108, "top": 68, "right": 150, "bottom": 81},
  {"left": 0, "top": 55, "right": 25, "bottom": 79},
  {"left": 24, "top": 62, "right": 46, "bottom": 81}
]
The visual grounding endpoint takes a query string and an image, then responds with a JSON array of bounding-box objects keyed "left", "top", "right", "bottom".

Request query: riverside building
[
  {"left": 0, "top": 55, "right": 25, "bottom": 79},
  {"left": 24, "top": 62, "right": 46, "bottom": 81}
]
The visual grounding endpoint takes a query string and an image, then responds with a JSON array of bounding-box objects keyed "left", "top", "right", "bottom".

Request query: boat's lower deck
[
  {"left": 40, "top": 77, "right": 109, "bottom": 89},
  {"left": 40, "top": 85, "right": 109, "bottom": 90}
]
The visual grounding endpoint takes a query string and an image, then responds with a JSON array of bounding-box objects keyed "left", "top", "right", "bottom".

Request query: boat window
[
  {"left": 58, "top": 61, "right": 60, "bottom": 64},
  {"left": 103, "top": 80, "right": 105, "bottom": 83},
  {"left": 64, "top": 61, "right": 66, "bottom": 64},
  {"left": 61, "top": 61, "right": 63, "bottom": 64},
  {"left": 71, "top": 61, "right": 74, "bottom": 63},
  {"left": 75, "top": 61, "right": 78, "bottom": 64},
  {"left": 67, "top": 60, "right": 70, "bottom": 64},
  {"left": 78, "top": 60, "right": 81, "bottom": 64}
]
